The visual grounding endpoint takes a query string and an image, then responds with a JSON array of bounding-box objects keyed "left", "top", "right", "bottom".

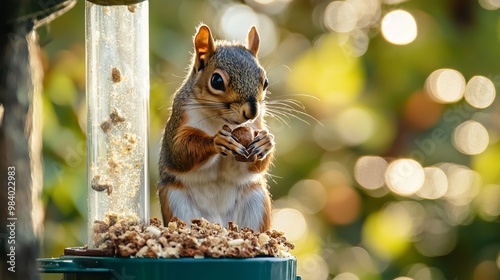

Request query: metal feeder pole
[{"left": 85, "top": 0, "right": 149, "bottom": 249}]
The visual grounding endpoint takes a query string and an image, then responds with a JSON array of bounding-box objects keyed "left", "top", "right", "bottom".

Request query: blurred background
[{"left": 39, "top": 0, "right": 500, "bottom": 279}]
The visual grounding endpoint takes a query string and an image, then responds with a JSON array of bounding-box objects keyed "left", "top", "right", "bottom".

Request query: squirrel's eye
[
  {"left": 263, "top": 77, "right": 269, "bottom": 90},
  {"left": 210, "top": 73, "right": 225, "bottom": 92}
]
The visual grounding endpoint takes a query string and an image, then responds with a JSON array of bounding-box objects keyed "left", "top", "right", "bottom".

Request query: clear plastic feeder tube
[{"left": 86, "top": 0, "right": 149, "bottom": 248}]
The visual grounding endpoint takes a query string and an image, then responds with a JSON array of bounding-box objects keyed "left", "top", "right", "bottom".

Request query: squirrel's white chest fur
[{"left": 168, "top": 109, "right": 266, "bottom": 229}]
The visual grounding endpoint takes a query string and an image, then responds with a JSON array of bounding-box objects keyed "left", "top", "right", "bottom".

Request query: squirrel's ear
[
  {"left": 246, "top": 26, "right": 260, "bottom": 57},
  {"left": 194, "top": 25, "right": 216, "bottom": 71}
]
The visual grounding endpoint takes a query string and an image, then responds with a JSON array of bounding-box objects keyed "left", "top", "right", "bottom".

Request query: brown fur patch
[
  {"left": 158, "top": 180, "right": 184, "bottom": 226},
  {"left": 260, "top": 196, "right": 272, "bottom": 232},
  {"left": 172, "top": 126, "right": 217, "bottom": 172},
  {"left": 248, "top": 150, "right": 274, "bottom": 173}
]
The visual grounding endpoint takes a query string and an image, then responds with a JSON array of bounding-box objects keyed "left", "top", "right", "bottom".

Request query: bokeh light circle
[
  {"left": 219, "top": 4, "right": 278, "bottom": 56},
  {"left": 288, "top": 180, "right": 327, "bottom": 214},
  {"left": 220, "top": 4, "right": 258, "bottom": 39},
  {"left": 475, "top": 184, "right": 500, "bottom": 221},
  {"left": 385, "top": 159, "right": 425, "bottom": 196},
  {"left": 381, "top": 10, "right": 417, "bottom": 45},
  {"left": 323, "top": 185, "right": 361, "bottom": 225},
  {"left": 298, "top": 254, "right": 330, "bottom": 280},
  {"left": 415, "top": 218, "right": 457, "bottom": 257},
  {"left": 335, "top": 107, "right": 375, "bottom": 146},
  {"left": 354, "top": 156, "right": 388, "bottom": 190},
  {"left": 324, "top": 1, "right": 358, "bottom": 33},
  {"left": 271, "top": 208, "right": 307, "bottom": 241},
  {"left": 425, "top": 69, "right": 466, "bottom": 103},
  {"left": 479, "top": 0, "right": 500, "bottom": 10},
  {"left": 362, "top": 203, "right": 414, "bottom": 259},
  {"left": 404, "top": 91, "right": 443, "bottom": 130},
  {"left": 464, "top": 75, "right": 496, "bottom": 108},
  {"left": 453, "top": 120, "right": 489, "bottom": 155},
  {"left": 440, "top": 163, "right": 481, "bottom": 206},
  {"left": 417, "top": 167, "right": 448, "bottom": 200}
]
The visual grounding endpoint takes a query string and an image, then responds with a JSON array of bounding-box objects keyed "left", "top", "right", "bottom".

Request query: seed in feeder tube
[
  {"left": 128, "top": 4, "right": 137, "bottom": 13},
  {"left": 91, "top": 175, "right": 113, "bottom": 195},
  {"left": 122, "top": 143, "right": 135, "bottom": 154},
  {"left": 100, "top": 120, "right": 113, "bottom": 133},
  {"left": 124, "top": 133, "right": 137, "bottom": 144},
  {"left": 108, "top": 157, "right": 121, "bottom": 171},
  {"left": 111, "top": 67, "right": 122, "bottom": 83},
  {"left": 110, "top": 108, "right": 126, "bottom": 124}
]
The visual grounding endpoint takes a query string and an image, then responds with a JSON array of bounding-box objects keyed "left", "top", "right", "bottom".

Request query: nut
[{"left": 232, "top": 126, "right": 256, "bottom": 162}]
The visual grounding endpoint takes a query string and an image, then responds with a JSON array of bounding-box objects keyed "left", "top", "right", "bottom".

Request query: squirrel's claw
[
  {"left": 247, "top": 130, "right": 275, "bottom": 160},
  {"left": 214, "top": 126, "right": 248, "bottom": 157},
  {"left": 235, "top": 146, "right": 249, "bottom": 158}
]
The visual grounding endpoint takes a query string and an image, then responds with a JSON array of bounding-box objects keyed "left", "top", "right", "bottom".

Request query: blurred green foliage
[{"left": 40, "top": 0, "right": 500, "bottom": 279}]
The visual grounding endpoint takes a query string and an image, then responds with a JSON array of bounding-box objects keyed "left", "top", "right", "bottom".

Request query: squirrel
[{"left": 157, "top": 24, "right": 275, "bottom": 232}]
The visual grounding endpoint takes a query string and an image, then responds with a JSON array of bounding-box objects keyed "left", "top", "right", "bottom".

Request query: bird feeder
[{"left": 38, "top": 1, "right": 299, "bottom": 279}]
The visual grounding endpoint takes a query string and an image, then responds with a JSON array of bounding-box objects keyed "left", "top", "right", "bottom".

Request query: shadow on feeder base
[{"left": 64, "top": 246, "right": 114, "bottom": 257}]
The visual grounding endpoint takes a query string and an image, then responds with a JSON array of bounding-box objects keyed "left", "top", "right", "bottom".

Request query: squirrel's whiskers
[{"left": 265, "top": 97, "right": 320, "bottom": 127}]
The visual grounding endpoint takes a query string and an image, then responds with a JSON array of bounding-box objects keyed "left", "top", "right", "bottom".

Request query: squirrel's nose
[{"left": 241, "top": 100, "right": 259, "bottom": 121}]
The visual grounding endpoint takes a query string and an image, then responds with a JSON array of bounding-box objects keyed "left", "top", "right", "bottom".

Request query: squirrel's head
[{"left": 189, "top": 24, "right": 268, "bottom": 126}]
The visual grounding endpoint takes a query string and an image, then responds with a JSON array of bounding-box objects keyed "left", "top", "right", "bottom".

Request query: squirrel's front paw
[
  {"left": 214, "top": 125, "right": 248, "bottom": 157},
  {"left": 247, "top": 130, "right": 275, "bottom": 160}
]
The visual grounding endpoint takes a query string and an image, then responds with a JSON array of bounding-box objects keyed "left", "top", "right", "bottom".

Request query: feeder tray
[{"left": 38, "top": 255, "right": 300, "bottom": 280}]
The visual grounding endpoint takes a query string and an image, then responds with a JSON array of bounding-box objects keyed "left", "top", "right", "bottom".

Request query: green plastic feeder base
[{"left": 38, "top": 256, "right": 300, "bottom": 280}]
